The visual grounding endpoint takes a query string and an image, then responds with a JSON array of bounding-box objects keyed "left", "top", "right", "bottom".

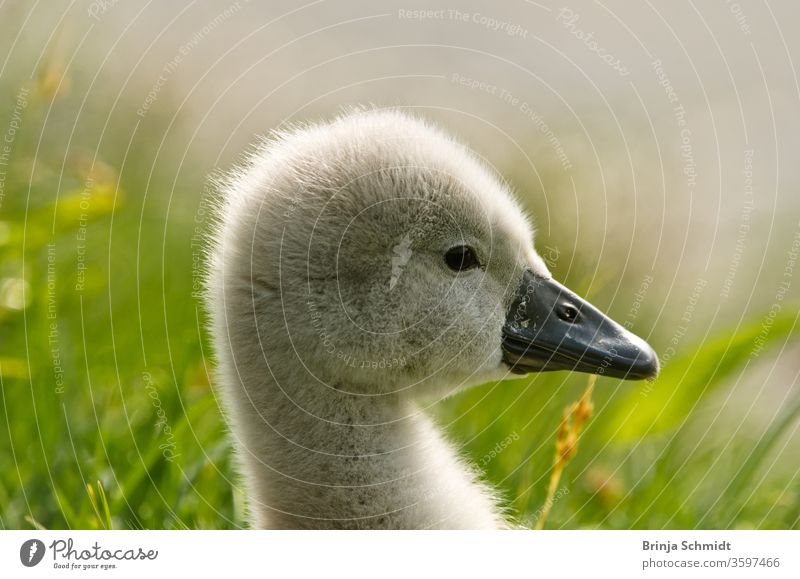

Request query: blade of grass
[
  {"left": 606, "top": 306, "right": 799, "bottom": 442},
  {"left": 24, "top": 515, "right": 47, "bottom": 530},
  {"left": 86, "top": 480, "right": 113, "bottom": 529},
  {"left": 716, "top": 392, "right": 800, "bottom": 526},
  {"left": 96, "top": 479, "right": 112, "bottom": 529}
]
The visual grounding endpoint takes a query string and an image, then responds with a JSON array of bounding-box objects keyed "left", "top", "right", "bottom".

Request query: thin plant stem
[{"left": 535, "top": 375, "right": 596, "bottom": 530}]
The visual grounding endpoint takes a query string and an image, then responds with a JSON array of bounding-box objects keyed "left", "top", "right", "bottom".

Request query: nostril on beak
[{"left": 557, "top": 304, "right": 580, "bottom": 323}]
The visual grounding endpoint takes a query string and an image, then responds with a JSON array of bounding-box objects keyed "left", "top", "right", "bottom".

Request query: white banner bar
[{"left": 1, "top": 531, "right": 797, "bottom": 578}]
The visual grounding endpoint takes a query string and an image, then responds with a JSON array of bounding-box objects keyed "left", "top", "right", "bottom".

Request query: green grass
[{"left": 1, "top": 75, "right": 799, "bottom": 530}]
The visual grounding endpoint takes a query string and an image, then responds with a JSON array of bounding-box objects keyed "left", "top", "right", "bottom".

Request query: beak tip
[{"left": 632, "top": 344, "right": 660, "bottom": 380}]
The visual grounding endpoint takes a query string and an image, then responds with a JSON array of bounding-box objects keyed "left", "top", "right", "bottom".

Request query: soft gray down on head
[{"left": 204, "top": 108, "right": 658, "bottom": 529}]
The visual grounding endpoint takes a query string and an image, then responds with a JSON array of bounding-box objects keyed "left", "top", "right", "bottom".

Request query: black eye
[{"left": 444, "top": 245, "right": 480, "bottom": 271}]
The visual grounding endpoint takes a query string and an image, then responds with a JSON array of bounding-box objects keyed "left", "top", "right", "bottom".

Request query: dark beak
[{"left": 502, "top": 271, "right": 659, "bottom": 380}]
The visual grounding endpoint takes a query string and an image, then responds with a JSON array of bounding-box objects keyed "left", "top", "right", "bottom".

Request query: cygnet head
[{"left": 208, "top": 109, "right": 658, "bottom": 407}]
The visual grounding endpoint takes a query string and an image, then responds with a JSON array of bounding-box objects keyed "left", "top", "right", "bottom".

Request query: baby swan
[{"left": 205, "top": 109, "right": 658, "bottom": 529}]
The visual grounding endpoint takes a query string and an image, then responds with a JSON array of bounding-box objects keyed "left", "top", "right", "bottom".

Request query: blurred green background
[{"left": 1, "top": 0, "right": 798, "bottom": 529}]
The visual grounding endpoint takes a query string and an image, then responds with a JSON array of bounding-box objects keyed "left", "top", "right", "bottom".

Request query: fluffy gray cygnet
[{"left": 205, "top": 109, "right": 658, "bottom": 529}]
